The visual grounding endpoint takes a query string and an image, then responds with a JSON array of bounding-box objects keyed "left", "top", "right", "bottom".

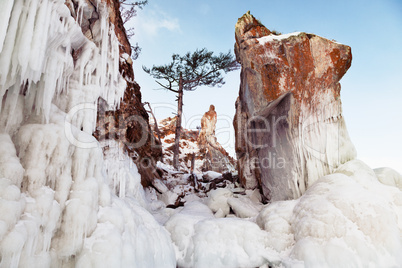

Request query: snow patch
[{"left": 257, "top": 32, "right": 302, "bottom": 45}]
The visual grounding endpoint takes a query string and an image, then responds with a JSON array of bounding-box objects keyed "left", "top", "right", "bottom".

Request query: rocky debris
[
  {"left": 66, "top": 0, "right": 162, "bottom": 186},
  {"left": 197, "top": 105, "right": 237, "bottom": 173},
  {"left": 234, "top": 12, "right": 356, "bottom": 201}
]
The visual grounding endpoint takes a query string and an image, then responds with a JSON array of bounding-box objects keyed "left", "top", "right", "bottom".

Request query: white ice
[
  {"left": 0, "top": 0, "right": 175, "bottom": 267},
  {"left": 258, "top": 159, "right": 402, "bottom": 267}
]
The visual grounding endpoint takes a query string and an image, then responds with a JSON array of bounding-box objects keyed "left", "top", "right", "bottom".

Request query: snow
[
  {"left": 0, "top": 0, "right": 175, "bottom": 267},
  {"left": 375, "top": 167, "right": 402, "bottom": 190},
  {"left": 206, "top": 188, "right": 233, "bottom": 217},
  {"left": 165, "top": 201, "right": 280, "bottom": 267},
  {"left": 227, "top": 196, "right": 261, "bottom": 218},
  {"left": 257, "top": 159, "right": 402, "bottom": 267},
  {"left": 202, "top": 170, "right": 223, "bottom": 181},
  {"left": 257, "top": 32, "right": 302, "bottom": 45}
]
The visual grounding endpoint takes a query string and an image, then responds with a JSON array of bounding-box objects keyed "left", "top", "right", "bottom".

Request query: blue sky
[{"left": 129, "top": 0, "right": 402, "bottom": 173}]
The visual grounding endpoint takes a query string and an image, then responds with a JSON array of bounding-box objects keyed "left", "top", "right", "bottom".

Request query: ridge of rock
[
  {"left": 234, "top": 12, "right": 356, "bottom": 201},
  {"left": 197, "top": 105, "right": 236, "bottom": 174},
  {"left": 153, "top": 106, "right": 236, "bottom": 174}
]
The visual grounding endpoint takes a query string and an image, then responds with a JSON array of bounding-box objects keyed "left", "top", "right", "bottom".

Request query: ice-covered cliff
[
  {"left": 0, "top": 0, "right": 174, "bottom": 266},
  {"left": 234, "top": 12, "right": 356, "bottom": 201}
]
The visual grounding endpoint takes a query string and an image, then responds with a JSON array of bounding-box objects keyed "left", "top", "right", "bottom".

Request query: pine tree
[{"left": 143, "top": 48, "right": 239, "bottom": 170}]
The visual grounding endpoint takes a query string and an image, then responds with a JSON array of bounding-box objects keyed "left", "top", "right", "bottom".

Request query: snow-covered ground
[{"left": 145, "top": 157, "right": 402, "bottom": 267}]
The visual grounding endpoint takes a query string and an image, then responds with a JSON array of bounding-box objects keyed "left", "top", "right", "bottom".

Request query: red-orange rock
[
  {"left": 234, "top": 12, "right": 356, "bottom": 201},
  {"left": 198, "top": 105, "right": 236, "bottom": 173}
]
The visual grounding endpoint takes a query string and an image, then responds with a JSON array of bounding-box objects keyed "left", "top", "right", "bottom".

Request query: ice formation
[
  {"left": 257, "top": 160, "right": 402, "bottom": 267},
  {"left": 0, "top": 0, "right": 175, "bottom": 266}
]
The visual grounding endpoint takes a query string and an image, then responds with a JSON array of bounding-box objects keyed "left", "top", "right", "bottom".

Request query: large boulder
[{"left": 234, "top": 12, "right": 356, "bottom": 201}]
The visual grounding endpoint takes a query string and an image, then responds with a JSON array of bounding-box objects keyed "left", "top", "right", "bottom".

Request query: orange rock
[
  {"left": 234, "top": 12, "right": 356, "bottom": 201},
  {"left": 198, "top": 105, "right": 236, "bottom": 173}
]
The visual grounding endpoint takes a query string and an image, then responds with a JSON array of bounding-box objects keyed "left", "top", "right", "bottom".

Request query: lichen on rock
[{"left": 234, "top": 12, "right": 356, "bottom": 201}]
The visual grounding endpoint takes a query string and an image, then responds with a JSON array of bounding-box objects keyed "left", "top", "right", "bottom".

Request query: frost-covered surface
[
  {"left": 164, "top": 201, "right": 280, "bottom": 268},
  {"left": 158, "top": 158, "right": 402, "bottom": 267},
  {"left": 258, "top": 160, "right": 402, "bottom": 267},
  {"left": 0, "top": 0, "right": 175, "bottom": 267},
  {"left": 0, "top": 0, "right": 126, "bottom": 134}
]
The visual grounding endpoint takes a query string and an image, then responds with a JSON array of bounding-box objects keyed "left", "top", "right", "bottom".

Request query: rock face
[
  {"left": 234, "top": 12, "right": 356, "bottom": 201},
  {"left": 198, "top": 105, "right": 236, "bottom": 174},
  {"left": 157, "top": 116, "right": 200, "bottom": 172},
  {"left": 71, "top": 0, "right": 162, "bottom": 186},
  {"left": 153, "top": 106, "right": 235, "bottom": 174}
]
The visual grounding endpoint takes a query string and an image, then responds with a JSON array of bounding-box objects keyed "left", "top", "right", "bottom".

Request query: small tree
[
  {"left": 143, "top": 48, "right": 239, "bottom": 170},
  {"left": 119, "top": 0, "right": 148, "bottom": 60}
]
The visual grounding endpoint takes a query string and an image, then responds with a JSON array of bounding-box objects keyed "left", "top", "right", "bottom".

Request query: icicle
[{"left": 0, "top": 0, "right": 14, "bottom": 53}]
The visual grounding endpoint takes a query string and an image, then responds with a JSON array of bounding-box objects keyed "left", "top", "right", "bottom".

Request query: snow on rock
[
  {"left": 202, "top": 170, "right": 223, "bottom": 181},
  {"left": 153, "top": 178, "right": 179, "bottom": 206},
  {"left": 165, "top": 201, "right": 280, "bottom": 267},
  {"left": 165, "top": 201, "right": 214, "bottom": 266},
  {"left": 0, "top": 0, "right": 176, "bottom": 267},
  {"left": 76, "top": 196, "right": 176, "bottom": 268},
  {"left": 190, "top": 218, "right": 280, "bottom": 268},
  {"left": 155, "top": 111, "right": 236, "bottom": 174},
  {"left": 157, "top": 117, "right": 202, "bottom": 173},
  {"left": 257, "top": 159, "right": 402, "bottom": 267},
  {"left": 0, "top": 134, "right": 24, "bottom": 186},
  {"left": 375, "top": 167, "right": 402, "bottom": 190},
  {"left": 234, "top": 11, "right": 356, "bottom": 201},
  {"left": 257, "top": 200, "right": 298, "bottom": 252},
  {"left": 257, "top": 32, "right": 302, "bottom": 45},
  {"left": 0, "top": 0, "right": 125, "bottom": 132},
  {"left": 206, "top": 188, "right": 233, "bottom": 217},
  {"left": 227, "top": 196, "right": 262, "bottom": 218}
]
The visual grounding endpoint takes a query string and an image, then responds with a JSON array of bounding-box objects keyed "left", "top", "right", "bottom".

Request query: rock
[
  {"left": 78, "top": 0, "right": 162, "bottom": 186},
  {"left": 227, "top": 196, "right": 261, "bottom": 218},
  {"left": 234, "top": 12, "right": 356, "bottom": 201},
  {"left": 197, "top": 105, "right": 236, "bottom": 173},
  {"left": 206, "top": 188, "right": 233, "bottom": 217},
  {"left": 155, "top": 108, "right": 236, "bottom": 174},
  {"left": 156, "top": 116, "right": 200, "bottom": 172}
]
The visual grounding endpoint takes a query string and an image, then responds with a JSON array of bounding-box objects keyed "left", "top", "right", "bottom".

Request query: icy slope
[
  {"left": 0, "top": 0, "right": 175, "bottom": 266},
  {"left": 257, "top": 160, "right": 402, "bottom": 267},
  {"left": 158, "top": 159, "right": 402, "bottom": 267}
]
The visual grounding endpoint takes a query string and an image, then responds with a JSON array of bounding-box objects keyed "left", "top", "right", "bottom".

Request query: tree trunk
[
  {"left": 144, "top": 102, "right": 163, "bottom": 161},
  {"left": 173, "top": 73, "right": 183, "bottom": 170}
]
